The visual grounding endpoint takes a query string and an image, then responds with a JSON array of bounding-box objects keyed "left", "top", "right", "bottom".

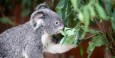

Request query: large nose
[{"left": 59, "top": 22, "right": 64, "bottom": 29}]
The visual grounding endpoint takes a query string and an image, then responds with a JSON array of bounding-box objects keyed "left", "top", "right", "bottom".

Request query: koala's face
[
  {"left": 30, "top": 6, "right": 64, "bottom": 35},
  {"left": 42, "top": 9, "right": 64, "bottom": 35}
]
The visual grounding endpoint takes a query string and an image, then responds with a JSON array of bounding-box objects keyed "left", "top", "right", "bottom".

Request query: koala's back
[{"left": 0, "top": 22, "right": 42, "bottom": 58}]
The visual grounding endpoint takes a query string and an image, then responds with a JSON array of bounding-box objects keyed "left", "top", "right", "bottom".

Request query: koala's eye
[{"left": 55, "top": 21, "right": 59, "bottom": 25}]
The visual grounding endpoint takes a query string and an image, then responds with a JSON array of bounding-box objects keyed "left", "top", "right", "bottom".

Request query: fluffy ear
[
  {"left": 35, "top": 3, "right": 49, "bottom": 10},
  {"left": 30, "top": 11, "right": 44, "bottom": 30}
]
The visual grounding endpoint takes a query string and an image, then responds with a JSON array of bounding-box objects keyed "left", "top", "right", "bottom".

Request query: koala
[{"left": 0, "top": 3, "right": 74, "bottom": 58}]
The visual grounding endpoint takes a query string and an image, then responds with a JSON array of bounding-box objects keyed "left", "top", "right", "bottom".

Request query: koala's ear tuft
[
  {"left": 35, "top": 3, "right": 49, "bottom": 10},
  {"left": 30, "top": 11, "right": 44, "bottom": 30}
]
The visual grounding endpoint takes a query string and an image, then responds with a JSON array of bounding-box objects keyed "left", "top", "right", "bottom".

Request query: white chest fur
[
  {"left": 22, "top": 51, "right": 28, "bottom": 58},
  {"left": 41, "top": 33, "right": 52, "bottom": 46},
  {"left": 41, "top": 32, "right": 74, "bottom": 54}
]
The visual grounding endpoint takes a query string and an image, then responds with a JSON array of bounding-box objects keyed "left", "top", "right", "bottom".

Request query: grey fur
[
  {"left": 0, "top": 22, "right": 44, "bottom": 58},
  {"left": 35, "top": 3, "right": 48, "bottom": 10},
  {"left": 0, "top": 3, "right": 65, "bottom": 58}
]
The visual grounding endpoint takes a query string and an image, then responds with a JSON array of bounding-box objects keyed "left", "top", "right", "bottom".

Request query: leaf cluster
[{"left": 56, "top": 0, "right": 115, "bottom": 57}]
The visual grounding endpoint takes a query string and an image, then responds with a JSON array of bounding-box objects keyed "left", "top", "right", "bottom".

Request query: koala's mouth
[
  {"left": 55, "top": 26, "right": 64, "bottom": 34},
  {"left": 55, "top": 29, "right": 63, "bottom": 34},
  {"left": 56, "top": 31, "right": 60, "bottom": 34},
  {"left": 52, "top": 33, "right": 63, "bottom": 43},
  {"left": 52, "top": 29, "right": 64, "bottom": 43}
]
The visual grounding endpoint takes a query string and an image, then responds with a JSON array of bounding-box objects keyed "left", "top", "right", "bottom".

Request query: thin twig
[
  {"left": 83, "top": 34, "right": 98, "bottom": 40},
  {"left": 94, "top": 18, "right": 108, "bottom": 40}
]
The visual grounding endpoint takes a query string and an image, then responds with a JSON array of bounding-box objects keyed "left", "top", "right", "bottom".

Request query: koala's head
[{"left": 30, "top": 3, "right": 64, "bottom": 35}]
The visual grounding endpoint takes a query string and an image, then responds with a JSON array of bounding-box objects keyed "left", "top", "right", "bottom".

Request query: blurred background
[{"left": 0, "top": 0, "right": 105, "bottom": 58}]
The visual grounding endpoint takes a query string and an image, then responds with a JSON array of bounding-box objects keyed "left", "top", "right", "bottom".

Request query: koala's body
[{"left": 0, "top": 3, "right": 74, "bottom": 58}]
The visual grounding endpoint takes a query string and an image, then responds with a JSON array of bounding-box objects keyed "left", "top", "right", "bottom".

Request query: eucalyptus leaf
[
  {"left": 83, "top": 7, "right": 90, "bottom": 31},
  {"left": 56, "top": 0, "right": 114, "bottom": 58},
  {"left": 80, "top": 45, "right": 84, "bottom": 57},
  {"left": 87, "top": 42, "right": 95, "bottom": 58},
  {"left": 56, "top": 0, "right": 69, "bottom": 20},
  {"left": 74, "top": 29, "right": 79, "bottom": 47},
  {"left": 56, "top": 9, "right": 62, "bottom": 19},
  {"left": 60, "top": 30, "right": 66, "bottom": 36},
  {"left": 71, "top": 0, "right": 78, "bottom": 11},
  {"left": 59, "top": 36, "right": 68, "bottom": 45},
  {"left": 64, "top": 35, "right": 76, "bottom": 44},
  {"left": 81, "top": 7, "right": 90, "bottom": 39},
  {"left": 87, "top": 35, "right": 105, "bottom": 58},
  {"left": 56, "top": 0, "right": 65, "bottom": 8},
  {"left": 102, "top": 0, "right": 112, "bottom": 16},
  {"left": 93, "top": 35, "right": 105, "bottom": 46},
  {"left": 111, "top": 9, "right": 115, "bottom": 31},
  {"left": 88, "top": 6, "right": 96, "bottom": 18},
  {"left": 64, "top": 28, "right": 76, "bottom": 36},
  {"left": 95, "top": 3, "right": 108, "bottom": 20},
  {"left": 60, "top": 35, "right": 76, "bottom": 45},
  {"left": 59, "top": 27, "right": 79, "bottom": 45},
  {"left": 78, "top": 12, "right": 84, "bottom": 23}
]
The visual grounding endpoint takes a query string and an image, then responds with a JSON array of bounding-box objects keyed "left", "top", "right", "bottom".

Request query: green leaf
[
  {"left": 70, "top": 0, "right": 79, "bottom": 12},
  {"left": 81, "top": 7, "right": 90, "bottom": 39},
  {"left": 59, "top": 35, "right": 68, "bottom": 45},
  {"left": 95, "top": 3, "right": 108, "bottom": 20},
  {"left": 87, "top": 35, "right": 105, "bottom": 58},
  {"left": 56, "top": 0, "right": 69, "bottom": 20},
  {"left": 56, "top": 0, "right": 65, "bottom": 8},
  {"left": 88, "top": 6, "right": 96, "bottom": 18},
  {"left": 60, "top": 30, "right": 66, "bottom": 36},
  {"left": 74, "top": 29, "right": 79, "bottom": 47},
  {"left": 80, "top": 45, "right": 84, "bottom": 58},
  {"left": 64, "top": 27, "right": 76, "bottom": 36},
  {"left": 64, "top": 35, "right": 76, "bottom": 44},
  {"left": 60, "top": 35, "right": 76, "bottom": 45},
  {"left": 87, "top": 42, "right": 95, "bottom": 58},
  {"left": 111, "top": 9, "right": 115, "bottom": 31},
  {"left": 102, "top": 0, "right": 112, "bottom": 15},
  {"left": 74, "top": 22, "right": 81, "bottom": 29},
  {"left": 83, "top": 7, "right": 90, "bottom": 31},
  {"left": 56, "top": 0, "right": 65, "bottom": 18},
  {"left": 93, "top": 36, "right": 105, "bottom": 47},
  {"left": 78, "top": 12, "right": 84, "bottom": 23},
  {"left": 0, "top": 17, "right": 12, "bottom": 24},
  {"left": 59, "top": 27, "right": 79, "bottom": 45}
]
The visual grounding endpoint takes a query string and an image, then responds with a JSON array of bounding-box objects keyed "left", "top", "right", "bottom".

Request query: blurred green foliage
[
  {"left": 0, "top": 0, "right": 44, "bottom": 25},
  {"left": 112, "top": 56, "right": 115, "bottom": 58},
  {"left": 0, "top": 17, "right": 14, "bottom": 25},
  {"left": 56, "top": 0, "right": 115, "bottom": 58}
]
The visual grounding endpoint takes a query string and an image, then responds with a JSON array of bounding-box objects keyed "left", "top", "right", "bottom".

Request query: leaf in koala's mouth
[
  {"left": 59, "top": 27, "right": 80, "bottom": 46},
  {"left": 55, "top": 29, "right": 64, "bottom": 34}
]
